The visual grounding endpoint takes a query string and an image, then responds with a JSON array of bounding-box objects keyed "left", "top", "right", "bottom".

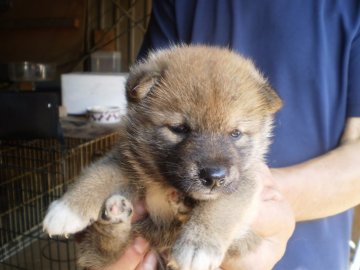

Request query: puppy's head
[{"left": 125, "top": 45, "right": 282, "bottom": 200}]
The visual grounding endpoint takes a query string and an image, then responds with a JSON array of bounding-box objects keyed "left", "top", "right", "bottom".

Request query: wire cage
[{"left": 0, "top": 133, "right": 120, "bottom": 270}]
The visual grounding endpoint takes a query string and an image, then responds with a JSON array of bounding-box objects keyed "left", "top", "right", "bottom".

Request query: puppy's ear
[
  {"left": 126, "top": 71, "right": 161, "bottom": 102},
  {"left": 261, "top": 83, "right": 283, "bottom": 114},
  {"left": 126, "top": 57, "right": 166, "bottom": 103}
]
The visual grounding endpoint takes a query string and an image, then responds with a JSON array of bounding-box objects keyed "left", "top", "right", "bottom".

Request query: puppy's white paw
[
  {"left": 170, "top": 233, "right": 224, "bottom": 270},
  {"left": 43, "top": 200, "right": 90, "bottom": 236}
]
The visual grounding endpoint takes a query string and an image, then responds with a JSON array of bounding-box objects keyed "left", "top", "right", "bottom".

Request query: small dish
[{"left": 87, "top": 106, "right": 123, "bottom": 124}]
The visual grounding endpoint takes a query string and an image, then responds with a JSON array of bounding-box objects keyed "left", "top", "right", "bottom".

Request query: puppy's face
[{"left": 125, "top": 46, "right": 282, "bottom": 200}]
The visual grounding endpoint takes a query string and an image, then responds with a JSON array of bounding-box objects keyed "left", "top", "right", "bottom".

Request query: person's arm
[{"left": 274, "top": 117, "right": 360, "bottom": 221}]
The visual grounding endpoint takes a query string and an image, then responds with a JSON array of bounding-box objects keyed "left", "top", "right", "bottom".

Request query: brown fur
[{"left": 43, "top": 45, "right": 282, "bottom": 270}]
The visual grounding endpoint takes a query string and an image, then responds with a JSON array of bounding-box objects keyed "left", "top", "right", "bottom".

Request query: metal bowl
[{"left": 8, "top": 61, "right": 56, "bottom": 82}]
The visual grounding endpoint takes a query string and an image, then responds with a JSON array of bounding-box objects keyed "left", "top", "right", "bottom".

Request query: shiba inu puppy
[{"left": 43, "top": 45, "right": 282, "bottom": 269}]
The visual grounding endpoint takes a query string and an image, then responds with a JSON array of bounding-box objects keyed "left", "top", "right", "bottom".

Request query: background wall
[{"left": 0, "top": 0, "right": 151, "bottom": 74}]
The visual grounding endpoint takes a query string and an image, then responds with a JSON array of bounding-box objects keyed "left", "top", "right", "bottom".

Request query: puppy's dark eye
[
  {"left": 168, "top": 124, "right": 190, "bottom": 135},
  {"left": 230, "top": 129, "right": 242, "bottom": 139}
]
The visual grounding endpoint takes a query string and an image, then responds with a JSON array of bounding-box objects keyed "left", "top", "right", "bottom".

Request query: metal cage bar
[{"left": 0, "top": 133, "right": 120, "bottom": 270}]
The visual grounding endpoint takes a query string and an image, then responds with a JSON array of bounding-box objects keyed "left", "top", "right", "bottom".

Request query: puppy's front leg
[
  {"left": 77, "top": 194, "right": 134, "bottom": 268},
  {"left": 43, "top": 155, "right": 130, "bottom": 237},
  {"left": 169, "top": 186, "right": 261, "bottom": 270}
]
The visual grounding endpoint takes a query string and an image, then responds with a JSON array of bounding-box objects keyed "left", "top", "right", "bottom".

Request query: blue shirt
[{"left": 138, "top": 1, "right": 360, "bottom": 269}]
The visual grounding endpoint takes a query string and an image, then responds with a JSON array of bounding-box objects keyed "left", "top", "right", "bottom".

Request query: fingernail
[
  {"left": 142, "top": 251, "right": 157, "bottom": 270},
  {"left": 133, "top": 237, "right": 149, "bottom": 254}
]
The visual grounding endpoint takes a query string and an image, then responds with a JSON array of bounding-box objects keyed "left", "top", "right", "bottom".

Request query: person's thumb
[{"left": 102, "top": 237, "right": 150, "bottom": 270}]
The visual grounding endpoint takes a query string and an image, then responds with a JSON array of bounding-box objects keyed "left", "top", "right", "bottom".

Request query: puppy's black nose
[{"left": 199, "top": 166, "right": 227, "bottom": 188}]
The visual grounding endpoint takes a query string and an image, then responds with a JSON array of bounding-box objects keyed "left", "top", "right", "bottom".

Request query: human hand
[
  {"left": 221, "top": 163, "right": 295, "bottom": 270},
  {"left": 95, "top": 164, "right": 294, "bottom": 270},
  {"left": 95, "top": 201, "right": 157, "bottom": 270}
]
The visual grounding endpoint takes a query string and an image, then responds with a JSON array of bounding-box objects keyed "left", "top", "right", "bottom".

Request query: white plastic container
[{"left": 61, "top": 72, "right": 128, "bottom": 115}]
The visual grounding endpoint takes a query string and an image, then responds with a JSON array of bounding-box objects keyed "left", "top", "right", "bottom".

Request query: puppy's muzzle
[{"left": 199, "top": 166, "right": 228, "bottom": 189}]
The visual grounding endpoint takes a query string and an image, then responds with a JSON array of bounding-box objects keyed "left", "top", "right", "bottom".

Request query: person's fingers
[
  {"left": 101, "top": 237, "right": 150, "bottom": 270},
  {"left": 253, "top": 194, "right": 295, "bottom": 238},
  {"left": 261, "top": 184, "right": 283, "bottom": 201},
  {"left": 252, "top": 163, "right": 295, "bottom": 238},
  {"left": 135, "top": 250, "right": 158, "bottom": 270},
  {"left": 257, "top": 162, "right": 279, "bottom": 190}
]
